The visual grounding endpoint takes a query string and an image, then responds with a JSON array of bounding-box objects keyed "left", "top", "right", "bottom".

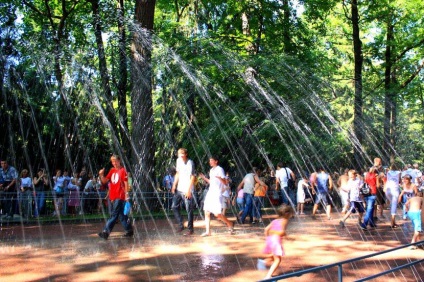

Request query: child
[
  {"left": 296, "top": 176, "right": 310, "bottom": 215},
  {"left": 339, "top": 170, "right": 365, "bottom": 229},
  {"left": 404, "top": 191, "right": 424, "bottom": 249},
  {"left": 258, "top": 204, "right": 295, "bottom": 279},
  {"left": 233, "top": 186, "right": 244, "bottom": 218},
  {"left": 398, "top": 174, "right": 417, "bottom": 220}
]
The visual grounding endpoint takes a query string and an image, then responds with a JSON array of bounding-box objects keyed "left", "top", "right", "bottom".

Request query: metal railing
[{"left": 259, "top": 240, "right": 424, "bottom": 282}]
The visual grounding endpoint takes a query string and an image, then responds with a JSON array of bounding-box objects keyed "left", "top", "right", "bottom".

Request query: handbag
[{"left": 284, "top": 168, "right": 295, "bottom": 190}]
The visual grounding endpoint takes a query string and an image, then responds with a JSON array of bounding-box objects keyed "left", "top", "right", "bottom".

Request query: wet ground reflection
[{"left": 0, "top": 211, "right": 423, "bottom": 281}]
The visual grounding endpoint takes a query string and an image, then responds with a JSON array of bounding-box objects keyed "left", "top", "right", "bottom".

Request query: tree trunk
[
  {"left": 89, "top": 0, "right": 120, "bottom": 147},
  {"left": 116, "top": 0, "right": 130, "bottom": 155},
  {"left": 282, "top": 0, "right": 294, "bottom": 54},
  {"left": 351, "top": 0, "right": 365, "bottom": 168},
  {"left": 131, "top": 0, "right": 156, "bottom": 197},
  {"left": 383, "top": 22, "right": 396, "bottom": 165}
]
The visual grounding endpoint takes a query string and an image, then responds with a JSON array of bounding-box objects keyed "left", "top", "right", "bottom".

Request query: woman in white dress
[
  {"left": 199, "top": 156, "right": 235, "bottom": 236},
  {"left": 384, "top": 164, "right": 401, "bottom": 228}
]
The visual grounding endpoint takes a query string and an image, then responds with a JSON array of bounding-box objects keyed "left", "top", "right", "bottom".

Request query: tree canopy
[{"left": 1, "top": 0, "right": 423, "bottom": 189}]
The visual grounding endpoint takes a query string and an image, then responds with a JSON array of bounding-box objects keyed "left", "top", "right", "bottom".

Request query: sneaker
[
  {"left": 98, "top": 231, "right": 109, "bottom": 240},
  {"left": 360, "top": 223, "right": 367, "bottom": 231},
  {"left": 257, "top": 259, "right": 267, "bottom": 270},
  {"left": 122, "top": 231, "right": 134, "bottom": 238},
  {"left": 339, "top": 220, "right": 345, "bottom": 228},
  {"left": 252, "top": 220, "right": 257, "bottom": 224},
  {"left": 183, "top": 230, "right": 194, "bottom": 236}
]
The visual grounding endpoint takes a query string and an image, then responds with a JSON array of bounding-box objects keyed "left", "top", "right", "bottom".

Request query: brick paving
[{"left": 0, "top": 208, "right": 423, "bottom": 282}]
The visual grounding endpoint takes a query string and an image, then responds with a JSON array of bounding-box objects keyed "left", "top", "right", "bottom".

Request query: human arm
[
  {"left": 254, "top": 175, "right": 267, "bottom": 187},
  {"left": 124, "top": 179, "right": 130, "bottom": 200},
  {"left": 275, "top": 177, "right": 280, "bottom": 191},
  {"left": 5, "top": 178, "right": 17, "bottom": 191},
  {"left": 237, "top": 179, "right": 244, "bottom": 192},
  {"left": 290, "top": 171, "right": 296, "bottom": 182},
  {"left": 98, "top": 168, "right": 109, "bottom": 185},
  {"left": 199, "top": 173, "right": 210, "bottom": 184},
  {"left": 171, "top": 172, "right": 179, "bottom": 194},
  {"left": 412, "top": 184, "right": 418, "bottom": 195},
  {"left": 398, "top": 191, "right": 404, "bottom": 204},
  {"left": 33, "top": 171, "right": 46, "bottom": 185},
  {"left": 328, "top": 176, "right": 334, "bottom": 190},
  {"left": 186, "top": 175, "right": 196, "bottom": 199}
]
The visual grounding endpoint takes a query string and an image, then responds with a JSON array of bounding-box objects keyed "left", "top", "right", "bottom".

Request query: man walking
[
  {"left": 171, "top": 148, "right": 196, "bottom": 235},
  {"left": 98, "top": 154, "right": 133, "bottom": 239},
  {"left": 275, "top": 162, "right": 296, "bottom": 206}
]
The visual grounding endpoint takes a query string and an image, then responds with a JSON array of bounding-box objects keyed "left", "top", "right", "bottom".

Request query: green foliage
[{"left": 1, "top": 0, "right": 423, "bottom": 181}]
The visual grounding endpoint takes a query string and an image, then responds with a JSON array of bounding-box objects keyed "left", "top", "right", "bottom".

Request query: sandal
[
  {"left": 229, "top": 221, "right": 235, "bottom": 234},
  {"left": 391, "top": 224, "right": 399, "bottom": 229},
  {"left": 200, "top": 232, "right": 211, "bottom": 237}
]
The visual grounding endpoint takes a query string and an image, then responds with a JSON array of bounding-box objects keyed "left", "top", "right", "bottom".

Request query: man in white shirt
[
  {"left": 275, "top": 162, "right": 296, "bottom": 206},
  {"left": 171, "top": 148, "right": 196, "bottom": 236}
]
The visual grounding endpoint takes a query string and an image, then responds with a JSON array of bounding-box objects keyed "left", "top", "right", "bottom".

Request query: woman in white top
[
  {"left": 384, "top": 164, "right": 401, "bottom": 228},
  {"left": 199, "top": 156, "right": 235, "bottom": 236},
  {"left": 19, "top": 169, "right": 33, "bottom": 219}
]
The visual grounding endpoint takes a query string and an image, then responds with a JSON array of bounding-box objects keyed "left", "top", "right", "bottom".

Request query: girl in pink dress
[{"left": 261, "top": 204, "right": 295, "bottom": 279}]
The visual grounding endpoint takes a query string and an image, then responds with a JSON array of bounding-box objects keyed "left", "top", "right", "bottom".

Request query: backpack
[
  {"left": 284, "top": 168, "right": 295, "bottom": 190},
  {"left": 360, "top": 183, "right": 371, "bottom": 196}
]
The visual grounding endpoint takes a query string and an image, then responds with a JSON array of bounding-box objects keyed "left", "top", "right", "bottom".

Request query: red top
[
  {"left": 365, "top": 172, "right": 377, "bottom": 195},
  {"left": 105, "top": 167, "right": 128, "bottom": 201}
]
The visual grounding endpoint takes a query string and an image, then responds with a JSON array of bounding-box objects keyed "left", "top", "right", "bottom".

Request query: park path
[{"left": 0, "top": 208, "right": 423, "bottom": 282}]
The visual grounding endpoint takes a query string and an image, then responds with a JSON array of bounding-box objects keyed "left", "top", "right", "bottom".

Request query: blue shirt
[
  {"left": 0, "top": 165, "right": 18, "bottom": 182},
  {"left": 316, "top": 172, "right": 329, "bottom": 193}
]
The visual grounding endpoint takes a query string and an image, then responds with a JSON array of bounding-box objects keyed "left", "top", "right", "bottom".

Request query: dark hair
[
  {"left": 210, "top": 156, "right": 219, "bottom": 162},
  {"left": 110, "top": 154, "right": 121, "bottom": 161},
  {"left": 402, "top": 174, "right": 412, "bottom": 180},
  {"left": 277, "top": 162, "right": 284, "bottom": 168}
]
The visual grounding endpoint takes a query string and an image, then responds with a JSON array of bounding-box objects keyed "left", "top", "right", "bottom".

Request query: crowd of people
[
  {"left": 0, "top": 160, "right": 109, "bottom": 220},
  {"left": 165, "top": 152, "right": 424, "bottom": 278},
  {"left": 1, "top": 151, "right": 423, "bottom": 278}
]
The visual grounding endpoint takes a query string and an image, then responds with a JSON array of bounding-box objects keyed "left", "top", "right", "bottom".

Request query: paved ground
[{"left": 0, "top": 207, "right": 423, "bottom": 282}]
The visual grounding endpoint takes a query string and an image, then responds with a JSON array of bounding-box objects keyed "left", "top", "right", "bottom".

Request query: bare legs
[
  {"left": 297, "top": 203, "right": 304, "bottom": 214},
  {"left": 202, "top": 211, "right": 234, "bottom": 236},
  {"left": 264, "top": 255, "right": 282, "bottom": 279}
]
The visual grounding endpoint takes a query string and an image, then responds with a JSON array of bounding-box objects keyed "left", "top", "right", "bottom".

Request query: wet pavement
[{"left": 0, "top": 208, "right": 423, "bottom": 282}]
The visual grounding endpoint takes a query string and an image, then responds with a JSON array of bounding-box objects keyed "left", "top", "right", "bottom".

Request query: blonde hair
[
  {"left": 178, "top": 148, "right": 188, "bottom": 155},
  {"left": 277, "top": 204, "right": 295, "bottom": 219}
]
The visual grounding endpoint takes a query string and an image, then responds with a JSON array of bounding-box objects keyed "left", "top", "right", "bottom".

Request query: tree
[{"left": 131, "top": 0, "right": 156, "bottom": 199}]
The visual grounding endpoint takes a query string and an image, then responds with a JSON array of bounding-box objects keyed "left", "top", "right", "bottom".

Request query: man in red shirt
[
  {"left": 360, "top": 166, "right": 380, "bottom": 229},
  {"left": 98, "top": 155, "right": 133, "bottom": 239}
]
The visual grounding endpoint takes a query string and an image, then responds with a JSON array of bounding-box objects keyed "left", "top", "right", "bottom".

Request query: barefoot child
[
  {"left": 259, "top": 204, "right": 295, "bottom": 279},
  {"left": 404, "top": 191, "right": 424, "bottom": 249},
  {"left": 297, "top": 176, "right": 310, "bottom": 215}
]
